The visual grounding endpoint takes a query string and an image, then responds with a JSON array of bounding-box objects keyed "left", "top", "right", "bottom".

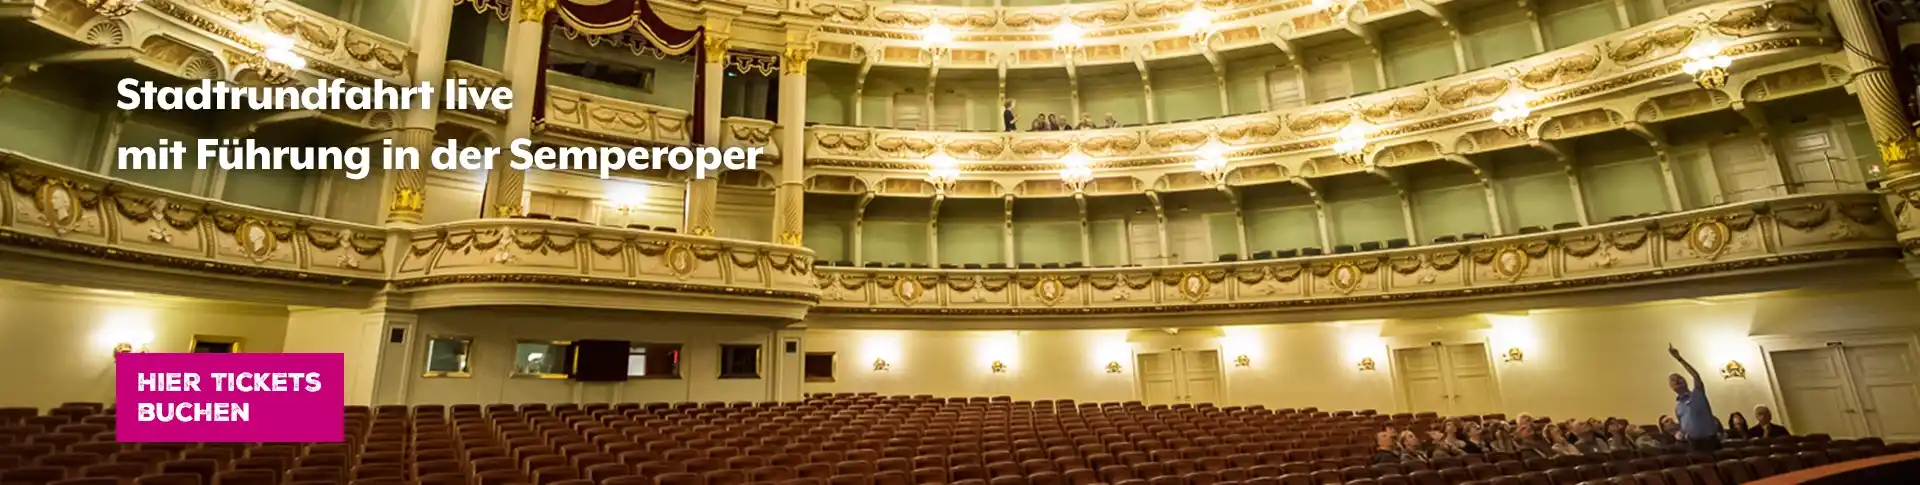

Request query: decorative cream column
[
  {"left": 685, "top": 23, "right": 728, "bottom": 237},
  {"left": 480, "top": 0, "right": 547, "bottom": 218},
  {"left": 771, "top": 33, "right": 812, "bottom": 246},
  {"left": 1827, "top": 0, "right": 1920, "bottom": 253},
  {"left": 386, "top": 0, "right": 458, "bottom": 224},
  {"left": 684, "top": 178, "right": 719, "bottom": 236}
]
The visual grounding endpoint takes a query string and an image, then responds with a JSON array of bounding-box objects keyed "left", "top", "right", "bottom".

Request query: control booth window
[
  {"left": 629, "top": 344, "right": 682, "bottom": 379},
  {"left": 804, "top": 352, "right": 836, "bottom": 382},
  {"left": 513, "top": 340, "right": 570, "bottom": 378},
  {"left": 720, "top": 344, "right": 761, "bottom": 379},
  {"left": 423, "top": 336, "right": 473, "bottom": 378}
]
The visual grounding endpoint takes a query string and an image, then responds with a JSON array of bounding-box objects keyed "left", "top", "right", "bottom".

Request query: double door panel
[
  {"left": 1395, "top": 342, "right": 1500, "bottom": 416},
  {"left": 1773, "top": 344, "right": 1920, "bottom": 441},
  {"left": 1137, "top": 349, "right": 1222, "bottom": 406}
]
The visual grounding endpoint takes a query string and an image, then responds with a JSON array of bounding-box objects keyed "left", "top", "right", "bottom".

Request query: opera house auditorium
[{"left": 3, "top": 0, "right": 1920, "bottom": 483}]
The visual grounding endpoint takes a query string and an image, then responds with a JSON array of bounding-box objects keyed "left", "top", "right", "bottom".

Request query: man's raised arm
[{"left": 1670, "top": 344, "right": 1702, "bottom": 390}]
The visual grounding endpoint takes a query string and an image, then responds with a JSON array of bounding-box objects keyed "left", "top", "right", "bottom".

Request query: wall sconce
[
  {"left": 1681, "top": 41, "right": 1732, "bottom": 90},
  {"left": 1721, "top": 360, "right": 1746, "bottom": 379},
  {"left": 1357, "top": 357, "right": 1376, "bottom": 371},
  {"left": 114, "top": 342, "right": 149, "bottom": 354},
  {"left": 1233, "top": 354, "right": 1251, "bottom": 367},
  {"left": 1502, "top": 347, "right": 1525, "bottom": 363},
  {"left": 1105, "top": 361, "right": 1122, "bottom": 373},
  {"left": 872, "top": 358, "right": 891, "bottom": 371},
  {"left": 990, "top": 360, "right": 1007, "bottom": 373}
]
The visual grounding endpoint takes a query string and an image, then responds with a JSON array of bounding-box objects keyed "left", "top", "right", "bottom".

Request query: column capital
[
  {"left": 515, "top": 0, "right": 555, "bottom": 23},
  {"left": 704, "top": 34, "right": 732, "bottom": 64},
  {"left": 782, "top": 45, "right": 813, "bottom": 76}
]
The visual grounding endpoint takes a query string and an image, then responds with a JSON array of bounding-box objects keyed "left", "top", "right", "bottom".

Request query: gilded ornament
[
  {"left": 1877, "top": 137, "right": 1917, "bottom": 164},
  {"left": 703, "top": 35, "right": 730, "bottom": 64},
  {"left": 1491, "top": 245, "right": 1528, "bottom": 282},
  {"left": 493, "top": 204, "right": 521, "bottom": 218},
  {"left": 233, "top": 219, "right": 278, "bottom": 263},
  {"left": 391, "top": 187, "right": 424, "bottom": 213},
  {"left": 1328, "top": 262, "right": 1362, "bottom": 294},
  {"left": 1686, "top": 219, "right": 1732, "bottom": 260},
  {"left": 664, "top": 243, "right": 698, "bottom": 275},
  {"left": 782, "top": 46, "right": 813, "bottom": 76},
  {"left": 34, "top": 182, "right": 84, "bottom": 235},
  {"left": 516, "top": 0, "right": 556, "bottom": 23},
  {"left": 690, "top": 226, "right": 714, "bottom": 237},
  {"left": 893, "top": 277, "right": 924, "bottom": 305},
  {"left": 1176, "top": 271, "right": 1210, "bottom": 302},
  {"left": 1034, "top": 275, "right": 1066, "bottom": 306},
  {"left": 779, "top": 231, "right": 803, "bottom": 246}
]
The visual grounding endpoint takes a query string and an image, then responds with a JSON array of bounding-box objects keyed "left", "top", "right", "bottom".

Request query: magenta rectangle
[{"left": 115, "top": 353, "right": 344, "bottom": 442}]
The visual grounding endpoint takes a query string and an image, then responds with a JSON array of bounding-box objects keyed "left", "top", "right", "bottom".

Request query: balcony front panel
[
  {"left": 811, "top": 192, "right": 1898, "bottom": 315},
  {"left": 0, "top": 152, "right": 819, "bottom": 316},
  {"left": 26, "top": 0, "right": 414, "bottom": 87},
  {"left": 801, "top": 1, "right": 1836, "bottom": 189}
]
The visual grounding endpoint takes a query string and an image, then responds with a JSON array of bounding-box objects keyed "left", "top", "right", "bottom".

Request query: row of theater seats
[
  {"left": 0, "top": 398, "right": 1905, "bottom": 485},
  {"left": 508, "top": 214, "right": 679, "bottom": 234}
]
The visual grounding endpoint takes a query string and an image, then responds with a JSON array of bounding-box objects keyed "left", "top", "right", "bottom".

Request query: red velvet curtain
[{"left": 531, "top": 0, "right": 704, "bottom": 142}]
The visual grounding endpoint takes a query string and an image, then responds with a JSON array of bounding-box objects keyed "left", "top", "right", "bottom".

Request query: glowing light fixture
[
  {"left": 1051, "top": 22, "right": 1086, "bottom": 50},
  {"left": 1105, "top": 361, "right": 1123, "bottom": 373},
  {"left": 608, "top": 188, "right": 649, "bottom": 214},
  {"left": 1681, "top": 41, "right": 1731, "bottom": 90},
  {"left": 1332, "top": 125, "right": 1369, "bottom": 165},
  {"left": 1059, "top": 145, "right": 1095, "bottom": 193},
  {"left": 1356, "top": 357, "right": 1376, "bottom": 371},
  {"left": 1233, "top": 354, "right": 1252, "bottom": 367},
  {"left": 921, "top": 24, "right": 954, "bottom": 57},
  {"left": 926, "top": 149, "right": 961, "bottom": 194},
  {"left": 990, "top": 360, "right": 1008, "bottom": 373},
  {"left": 1491, "top": 93, "right": 1535, "bottom": 137},
  {"left": 1178, "top": 8, "right": 1214, "bottom": 41},
  {"left": 872, "top": 358, "right": 892, "bottom": 371},
  {"left": 249, "top": 30, "right": 307, "bottom": 84},
  {"left": 1193, "top": 140, "right": 1230, "bottom": 186}
]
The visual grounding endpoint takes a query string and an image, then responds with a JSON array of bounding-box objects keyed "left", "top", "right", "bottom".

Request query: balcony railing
[
  {"left": 811, "top": 192, "right": 1900, "bottom": 315},
  {"left": 0, "top": 151, "right": 818, "bottom": 316}
]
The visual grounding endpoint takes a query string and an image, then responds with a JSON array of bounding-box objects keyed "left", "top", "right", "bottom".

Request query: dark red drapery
[{"left": 530, "top": 0, "right": 704, "bottom": 143}]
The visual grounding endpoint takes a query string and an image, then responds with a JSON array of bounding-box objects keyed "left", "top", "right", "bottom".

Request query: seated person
[{"left": 1749, "top": 405, "right": 1791, "bottom": 438}]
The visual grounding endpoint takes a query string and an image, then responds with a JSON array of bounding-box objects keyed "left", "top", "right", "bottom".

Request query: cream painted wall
[
  {"left": 406, "top": 309, "right": 783, "bottom": 405},
  {"left": 0, "top": 281, "right": 289, "bottom": 410},
  {"left": 802, "top": 284, "right": 1920, "bottom": 428}
]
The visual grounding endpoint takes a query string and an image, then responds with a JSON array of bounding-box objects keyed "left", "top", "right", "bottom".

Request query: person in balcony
[
  {"left": 1104, "top": 113, "right": 1119, "bottom": 128},
  {"left": 1076, "top": 113, "right": 1095, "bottom": 130},
  {"left": 1030, "top": 113, "right": 1048, "bottom": 132},
  {"left": 1003, "top": 99, "right": 1017, "bottom": 132},
  {"left": 1049, "top": 113, "right": 1067, "bottom": 131},
  {"left": 1749, "top": 405, "right": 1791, "bottom": 438}
]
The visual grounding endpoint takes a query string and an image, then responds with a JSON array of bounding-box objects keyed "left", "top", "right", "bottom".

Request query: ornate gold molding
[
  {"left": 516, "top": 0, "right": 556, "bottom": 23},
  {"left": 782, "top": 46, "right": 813, "bottom": 76}
]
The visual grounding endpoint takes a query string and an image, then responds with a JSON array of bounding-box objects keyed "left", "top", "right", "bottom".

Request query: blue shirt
[{"left": 1675, "top": 375, "right": 1720, "bottom": 440}]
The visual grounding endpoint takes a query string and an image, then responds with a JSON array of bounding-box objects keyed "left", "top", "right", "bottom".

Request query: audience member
[
  {"left": 1627, "top": 426, "right": 1663, "bottom": 449},
  {"left": 1604, "top": 419, "right": 1633, "bottom": 451},
  {"left": 1103, "top": 113, "right": 1118, "bottom": 128},
  {"left": 1668, "top": 344, "right": 1722, "bottom": 451},
  {"left": 1570, "top": 421, "right": 1610, "bottom": 455},
  {"left": 1029, "top": 114, "right": 1047, "bottom": 132},
  {"left": 1003, "top": 100, "right": 1017, "bottom": 132},
  {"left": 1657, "top": 416, "right": 1682, "bottom": 445},
  {"left": 1370, "top": 430, "right": 1401, "bottom": 465},
  {"left": 1750, "top": 405, "right": 1791, "bottom": 438},
  {"left": 1488, "top": 421, "right": 1519, "bottom": 454},
  {"left": 1048, "top": 113, "right": 1066, "bottom": 131},
  {"left": 1426, "top": 430, "right": 1467, "bottom": 459},
  {"left": 1545, "top": 424, "right": 1581, "bottom": 456},
  {"left": 1463, "top": 421, "right": 1490, "bottom": 454},
  {"left": 1076, "top": 114, "right": 1095, "bottom": 130},
  {"left": 1398, "top": 431, "right": 1430, "bottom": 462},
  {"left": 1726, "top": 411, "right": 1752, "bottom": 440},
  {"left": 1515, "top": 423, "right": 1552, "bottom": 459}
]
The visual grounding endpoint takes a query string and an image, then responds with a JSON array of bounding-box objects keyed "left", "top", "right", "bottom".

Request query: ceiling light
[
  {"left": 1051, "top": 22, "right": 1085, "bottom": 47},
  {"left": 1179, "top": 9, "right": 1213, "bottom": 36}
]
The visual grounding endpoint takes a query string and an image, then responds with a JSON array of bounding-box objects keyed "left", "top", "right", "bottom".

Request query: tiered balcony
[
  {"left": 810, "top": 192, "right": 1901, "bottom": 316},
  {"left": 0, "top": 151, "right": 819, "bottom": 319}
]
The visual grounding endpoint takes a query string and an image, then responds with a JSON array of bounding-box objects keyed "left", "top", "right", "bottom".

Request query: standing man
[
  {"left": 1003, "top": 99, "right": 1018, "bottom": 132},
  {"left": 1669, "top": 344, "right": 1722, "bottom": 450}
]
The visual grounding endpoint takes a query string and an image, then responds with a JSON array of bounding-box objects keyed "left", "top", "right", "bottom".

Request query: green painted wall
[
  {"left": 1014, "top": 221, "right": 1081, "bottom": 264},
  {"left": 938, "top": 220, "right": 1002, "bottom": 265},
  {"left": 806, "top": 67, "right": 855, "bottom": 125},
  {"left": 0, "top": 86, "right": 99, "bottom": 169},
  {"left": 1081, "top": 76, "right": 1147, "bottom": 127},
  {"left": 1006, "top": 74, "right": 1073, "bottom": 128},
  {"left": 1151, "top": 63, "right": 1223, "bottom": 122},
  {"left": 1493, "top": 154, "right": 1579, "bottom": 230},
  {"left": 1383, "top": 27, "right": 1457, "bottom": 87},
  {"left": 115, "top": 118, "right": 205, "bottom": 193},
  {"left": 1205, "top": 213, "right": 1242, "bottom": 257},
  {"left": 1088, "top": 219, "right": 1127, "bottom": 266},
  {"left": 1246, "top": 206, "right": 1320, "bottom": 251},
  {"left": 1224, "top": 53, "right": 1287, "bottom": 115},
  {"left": 223, "top": 169, "right": 310, "bottom": 214},
  {"left": 1541, "top": 0, "right": 1621, "bottom": 49},
  {"left": 862, "top": 220, "right": 930, "bottom": 264},
  {"left": 936, "top": 73, "right": 1001, "bottom": 131},
  {"left": 804, "top": 220, "right": 851, "bottom": 262},
  {"left": 1463, "top": 6, "right": 1539, "bottom": 69},
  {"left": 357, "top": 0, "right": 413, "bottom": 42},
  {"left": 1410, "top": 177, "right": 1492, "bottom": 241},
  {"left": 1578, "top": 143, "right": 1671, "bottom": 221},
  {"left": 1328, "top": 196, "right": 1404, "bottom": 245}
]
